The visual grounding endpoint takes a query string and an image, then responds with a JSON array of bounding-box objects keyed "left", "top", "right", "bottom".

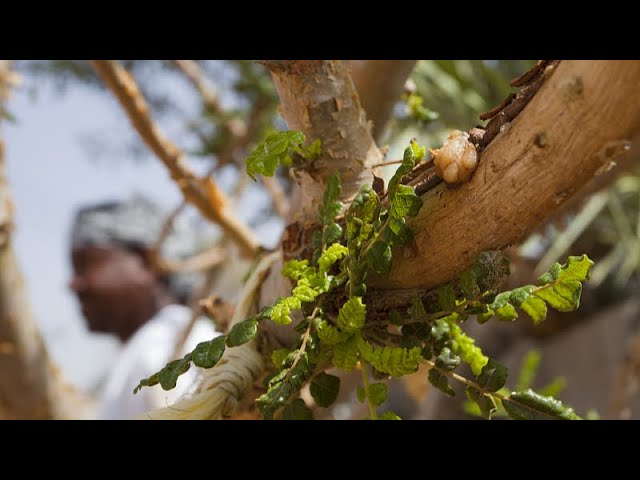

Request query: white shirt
[{"left": 96, "top": 304, "right": 220, "bottom": 420}]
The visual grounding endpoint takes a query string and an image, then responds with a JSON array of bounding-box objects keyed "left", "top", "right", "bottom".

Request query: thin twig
[
  {"left": 172, "top": 60, "right": 221, "bottom": 113},
  {"left": 90, "top": 60, "right": 260, "bottom": 258}
]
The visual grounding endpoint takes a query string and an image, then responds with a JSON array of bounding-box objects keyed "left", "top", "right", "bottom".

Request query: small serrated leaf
[
  {"left": 226, "top": 318, "right": 258, "bottom": 347},
  {"left": 337, "top": 297, "right": 366, "bottom": 333},
  {"left": 534, "top": 255, "right": 594, "bottom": 312},
  {"left": 428, "top": 368, "right": 455, "bottom": 396},
  {"left": 435, "top": 347, "right": 461, "bottom": 371},
  {"left": 310, "top": 372, "right": 341, "bottom": 408},
  {"left": 271, "top": 348, "right": 290, "bottom": 369},
  {"left": 133, "top": 373, "right": 159, "bottom": 394},
  {"left": 379, "top": 411, "right": 401, "bottom": 420},
  {"left": 158, "top": 357, "right": 192, "bottom": 391},
  {"left": 282, "top": 398, "right": 314, "bottom": 420},
  {"left": 476, "top": 358, "right": 508, "bottom": 392},
  {"left": 368, "top": 383, "right": 388, "bottom": 406},
  {"left": 437, "top": 284, "right": 456, "bottom": 311},
  {"left": 192, "top": 336, "right": 226, "bottom": 368},
  {"left": 521, "top": 296, "right": 547, "bottom": 324},
  {"left": 503, "top": 389, "right": 581, "bottom": 420},
  {"left": 466, "top": 386, "right": 497, "bottom": 419},
  {"left": 332, "top": 335, "right": 359, "bottom": 371},
  {"left": 368, "top": 241, "right": 392, "bottom": 275}
]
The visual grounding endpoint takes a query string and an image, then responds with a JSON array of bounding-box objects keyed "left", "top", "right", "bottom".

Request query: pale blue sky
[{"left": 3, "top": 67, "right": 282, "bottom": 392}]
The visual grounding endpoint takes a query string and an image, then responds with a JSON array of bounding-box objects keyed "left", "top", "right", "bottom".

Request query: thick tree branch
[
  {"left": 91, "top": 60, "right": 260, "bottom": 258},
  {"left": 349, "top": 60, "right": 417, "bottom": 142},
  {"left": 264, "top": 60, "right": 382, "bottom": 222},
  {"left": 0, "top": 62, "right": 88, "bottom": 418},
  {"left": 371, "top": 60, "right": 640, "bottom": 290}
]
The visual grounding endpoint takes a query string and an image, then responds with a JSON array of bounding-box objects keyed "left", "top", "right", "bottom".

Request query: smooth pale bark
[
  {"left": 349, "top": 60, "right": 417, "bottom": 143},
  {"left": 371, "top": 60, "right": 640, "bottom": 290},
  {"left": 265, "top": 60, "right": 382, "bottom": 223}
]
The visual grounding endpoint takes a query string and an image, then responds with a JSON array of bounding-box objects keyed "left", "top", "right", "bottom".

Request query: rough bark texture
[
  {"left": 265, "top": 60, "right": 382, "bottom": 223},
  {"left": 372, "top": 60, "right": 640, "bottom": 290},
  {"left": 349, "top": 60, "right": 417, "bottom": 143},
  {"left": 0, "top": 139, "right": 86, "bottom": 419}
]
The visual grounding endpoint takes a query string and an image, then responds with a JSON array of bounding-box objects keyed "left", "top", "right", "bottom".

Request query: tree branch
[
  {"left": 370, "top": 60, "right": 640, "bottom": 290},
  {"left": 349, "top": 60, "right": 417, "bottom": 142},
  {"left": 90, "top": 60, "right": 260, "bottom": 258},
  {"left": 264, "top": 60, "right": 382, "bottom": 222},
  {"left": 0, "top": 62, "right": 89, "bottom": 418}
]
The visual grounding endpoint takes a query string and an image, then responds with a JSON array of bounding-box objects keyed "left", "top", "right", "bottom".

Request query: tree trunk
[
  {"left": 371, "top": 60, "right": 640, "bottom": 290},
  {"left": 0, "top": 134, "right": 87, "bottom": 419},
  {"left": 349, "top": 60, "right": 417, "bottom": 143}
]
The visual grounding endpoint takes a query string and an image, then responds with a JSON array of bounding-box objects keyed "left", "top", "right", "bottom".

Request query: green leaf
[
  {"left": 356, "top": 387, "right": 366, "bottom": 403},
  {"left": 428, "top": 368, "right": 455, "bottom": 396},
  {"left": 310, "top": 372, "right": 341, "bottom": 408},
  {"left": 489, "top": 292, "right": 518, "bottom": 321},
  {"left": 346, "top": 185, "right": 380, "bottom": 245},
  {"left": 389, "top": 310, "right": 404, "bottom": 326},
  {"left": 368, "top": 383, "right": 388, "bottom": 406},
  {"left": 466, "top": 387, "right": 497, "bottom": 419},
  {"left": 281, "top": 259, "right": 309, "bottom": 281},
  {"left": 323, "top": 223, "right": 343, "bottom": 245},
  {"left": 226, "top": 318, "right": 258, "bottom": 347},
  {"left": 521, "top": 296, "right": 548, "bottom": 324},
  {"left": 503, "top": 389, "right": 581, "bottom": 420},
  {"left": 407, "top": 298, "right": 425, "bottom": 323},
  {"left": 458, "top": 270, "right": 481, "bottom": 299},
  {"left": 446, "top": 318, "right": 488, "bottom": 376},
  {"left": 437, "top": 284, "right": 456, "bottom": 311},
  {"left": 474, "top": 251, "right": 511, "bottom": 292},
  {"left": 301, "top": 139, "right": 322, "bottom": 159},
  {"left": 292, "top": 283, "right": 319, "bottom": 303},
  {"left": 360, "top": 343, "right": 422, "bottom": 377},
  {"left": 316, "top": 320, "right": 351, "bottom": 345},
  {"left": 320, "top": 174, "right": 342, "bottom": 222},
  {"left": 133, "top": 373, "right": 159, "bottom": 394},
  {"left": 435, "top": 347, "right": 461, "bottom": 371},
  {"left": 368, "top": 241, "right": 392, "bottom": 275},
  {"left": 318, "top": 243, "right": 349, "bottom": 273},
  {"left": 271, "top": 296, "right": 302, "bottom": 325},
  {"left": 158, "top": 357, "right": 192, "bottom": 391},
  {"left": 283, "top": 398, "right": 314, "bottom": 420},
  {"left": 332, "top": 335, "right": 359, "bottom": 371},
  {"left": 379, "top": 411, "right": 401, "bottom": 420},
  {"left": 337, "top": 297, "right": 366, "bottom": 333},
  {"left": 534, "top": 255, "right": 594, "bottom": 312},
  {"left": 391, "top": 184, "right": 423, "bottom": 219},
  {"left": 476, "top": 358, "right": 508, "bottom": 392},
  {"left": 410, "top": 140, "right": 426, "bottom": 162},
  {"left": 245, "top": 131, "right": 306, "bottom": 180},
  {"left": 192, "top": 336, "right": 226, "bottom": 368},
  {"left": 388, "top": 145, "right": 417, "bottom": 197},
  {"left": 271, "top": 348, "right": 290, "bottom": 369}
]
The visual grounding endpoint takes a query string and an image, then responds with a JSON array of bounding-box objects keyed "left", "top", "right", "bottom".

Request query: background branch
[
  {"left": 91, "top": 60, "right": 260, "bottom": 257},
  {"left": 0, "top": 62, "right": 89, "bottom": 419}
]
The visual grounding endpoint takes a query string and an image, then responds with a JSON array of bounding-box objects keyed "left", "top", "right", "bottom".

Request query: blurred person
[{"left": 69, "top": 195, "right": 220, "bottom": 419}]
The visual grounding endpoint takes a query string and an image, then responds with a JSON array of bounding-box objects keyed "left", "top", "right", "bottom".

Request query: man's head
[{"left": 69, "top": 196, "right": 198, "bottom": 342}]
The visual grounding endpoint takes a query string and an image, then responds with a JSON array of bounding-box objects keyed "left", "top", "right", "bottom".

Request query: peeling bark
[{"left": 265, "top": 60, "right": 382, "bottom": 223}]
